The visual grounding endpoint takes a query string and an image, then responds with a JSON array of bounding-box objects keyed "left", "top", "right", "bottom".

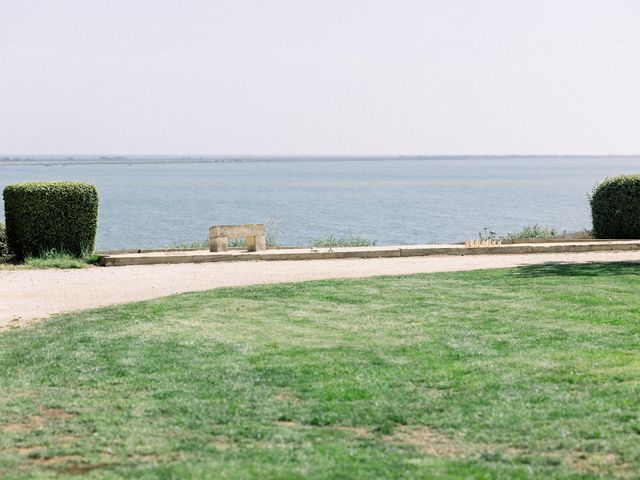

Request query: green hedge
[
  {"left": 590, "top": 174, "right": 640, "bottom": 239},
  {"left": 0, "top": 222, "right": 7, "bottom": 257},
  {"left": 3, "top": 182, "right": 99, "bottom": 259}
]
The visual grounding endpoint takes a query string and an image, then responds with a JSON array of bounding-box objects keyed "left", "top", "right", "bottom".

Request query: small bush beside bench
[
  {"left": 3, "top": 182, "right": 99, "bottom": 259},
  {"left": 590, "top": 174, "right": 640, "bottom": 239}
]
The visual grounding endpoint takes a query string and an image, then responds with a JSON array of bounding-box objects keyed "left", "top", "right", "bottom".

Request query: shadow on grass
[{"left": 513, "top": 261, "right": 640, "bottom": 278}]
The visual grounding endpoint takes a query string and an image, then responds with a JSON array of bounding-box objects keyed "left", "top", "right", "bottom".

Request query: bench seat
[{"left": 209, "top": 224, "right": 266, "bottom": 252}]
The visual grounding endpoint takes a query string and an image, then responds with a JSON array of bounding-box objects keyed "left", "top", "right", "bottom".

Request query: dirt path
[{"left": 2, "top": 250, "right": 640, "bottom": 330}]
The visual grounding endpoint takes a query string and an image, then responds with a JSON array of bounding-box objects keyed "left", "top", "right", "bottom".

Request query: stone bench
[{"left": 209, "top": 224, "right": 266, "bottom": 252}]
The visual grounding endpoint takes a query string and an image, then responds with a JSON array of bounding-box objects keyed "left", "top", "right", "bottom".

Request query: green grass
[
  {"left": 506, "top": 225, "right": 593, "bottom": 241},
  {"left": 312, "top": 234, "right": 377, "bottom": 248},
  {"left": 164, "top": 239, "right": 210, "bottom": 249},
  {"left": 0, "top": 250, "right": 101, "bottom": 270},
  {"left": 1, "top": 264, "right": 640, "bottom": 478},
  {"left": 506, "top": 224, "right": 559, "bottom": 239},
  {"left": 164, "top": 238, "right": 268, "bottom": 249},
  {"left": 24, "top": 251, "right": 101, "bottom": 269}
]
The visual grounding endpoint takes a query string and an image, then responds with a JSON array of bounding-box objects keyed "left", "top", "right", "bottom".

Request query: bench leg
[
  {"left": 247, "top": 235, "right": 266, "bottom": 252},
  {"left": 210, "top": 236, "right": 228, "bottom": 252}
]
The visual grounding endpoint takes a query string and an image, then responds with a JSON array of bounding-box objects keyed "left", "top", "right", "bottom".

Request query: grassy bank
[{"left": 1, "top": 265, "right": 639, "bottom": 478}]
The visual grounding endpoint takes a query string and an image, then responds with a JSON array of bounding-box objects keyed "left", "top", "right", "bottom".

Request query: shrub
[
  {"left": 0, "top": 222, "right": 7, "bottom": 256},
  {"left": 507, "top": 225, "right": 558, "bottom": 240},
  {"left": 312, "top": 234, "right": 376, "bottom": 248},
  {"left": 3, "top": 182, "right": 99, "bottom": 259},
  {"left": 590, "top": 175, "right": 640, "bottom": 239}
]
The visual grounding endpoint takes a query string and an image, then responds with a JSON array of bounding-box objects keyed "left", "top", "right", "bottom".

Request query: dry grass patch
[{"left": 2, "top": 408, "right": 72, "bottom": 433}]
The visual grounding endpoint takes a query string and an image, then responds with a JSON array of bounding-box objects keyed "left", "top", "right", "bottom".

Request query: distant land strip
[{"left": 1, "top": 154, "right": 639, "bottom": 167}]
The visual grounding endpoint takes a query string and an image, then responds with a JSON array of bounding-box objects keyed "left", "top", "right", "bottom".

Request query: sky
[{"left": 1, "top": 0, "right": 639, "bottom": 156}]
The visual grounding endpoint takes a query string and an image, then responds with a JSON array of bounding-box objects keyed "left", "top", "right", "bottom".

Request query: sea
[{"left": 1, "top": 155, "right": 639, "bottom": 251}]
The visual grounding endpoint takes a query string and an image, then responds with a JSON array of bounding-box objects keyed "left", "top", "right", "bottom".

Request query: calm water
[{"left": 1, "top": 156, "right": 639, "bottom": 250}]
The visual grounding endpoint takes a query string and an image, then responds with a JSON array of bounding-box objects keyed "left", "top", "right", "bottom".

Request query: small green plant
[
  {"left": 507, "top": 225, "right": 558, "bottom": 240},
  {"left": 590, "top": 174, "right": 640, "bottom": 238},
  {"left": 312, "top": 234, "right": 376, "bottom": 248},
  {"left": 479, "top": 227, "right": 498, "bottom": 242},
  {"left": 265, "top": 216, "right": 284, "bottom": 247},
  {"left": 83, "top": 253, "right": 102, "bottom": 265},
  {"left": 465, "top": 227, "right": 502, "bottom": 247},
  {"left": 228, "top": 237, "right": 247, "bottom": 248}
]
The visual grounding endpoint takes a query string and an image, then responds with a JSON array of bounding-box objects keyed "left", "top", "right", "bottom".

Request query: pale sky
[{"left": 1, "top": 0, "right": 639, "bottom": 155}]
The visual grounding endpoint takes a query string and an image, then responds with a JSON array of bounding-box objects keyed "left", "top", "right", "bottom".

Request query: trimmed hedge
[
  {"left": 3, "top": 182, "right": 99, "bottom": 259},
  {"left": 590, "top": 174, "right": 640, "bottom": 239},
  {"left": 0, "top": 222, "right": 7, "bottom": 257}
]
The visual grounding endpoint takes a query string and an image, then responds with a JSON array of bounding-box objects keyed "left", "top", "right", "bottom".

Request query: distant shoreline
[{"left": 1, "top": 154, "right": 639, "bottom": 167}]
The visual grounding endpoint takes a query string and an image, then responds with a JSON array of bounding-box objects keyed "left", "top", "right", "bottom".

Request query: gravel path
[{"left": 2, "top": 250, "right": 640, "bottom": 330}]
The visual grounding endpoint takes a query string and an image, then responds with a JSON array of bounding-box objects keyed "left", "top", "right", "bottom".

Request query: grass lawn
[{"left": 1, "top": 263, "right": 639, "bottom": 479}]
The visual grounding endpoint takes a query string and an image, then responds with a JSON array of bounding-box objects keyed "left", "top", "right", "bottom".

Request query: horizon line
[{"left": 2, "top": 153, "right": 640, "bottom": 158}]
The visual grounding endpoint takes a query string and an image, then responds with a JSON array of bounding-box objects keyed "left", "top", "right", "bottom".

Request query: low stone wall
[{"left": 101, "top": 241, "right": 640, "bottom": 267}]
